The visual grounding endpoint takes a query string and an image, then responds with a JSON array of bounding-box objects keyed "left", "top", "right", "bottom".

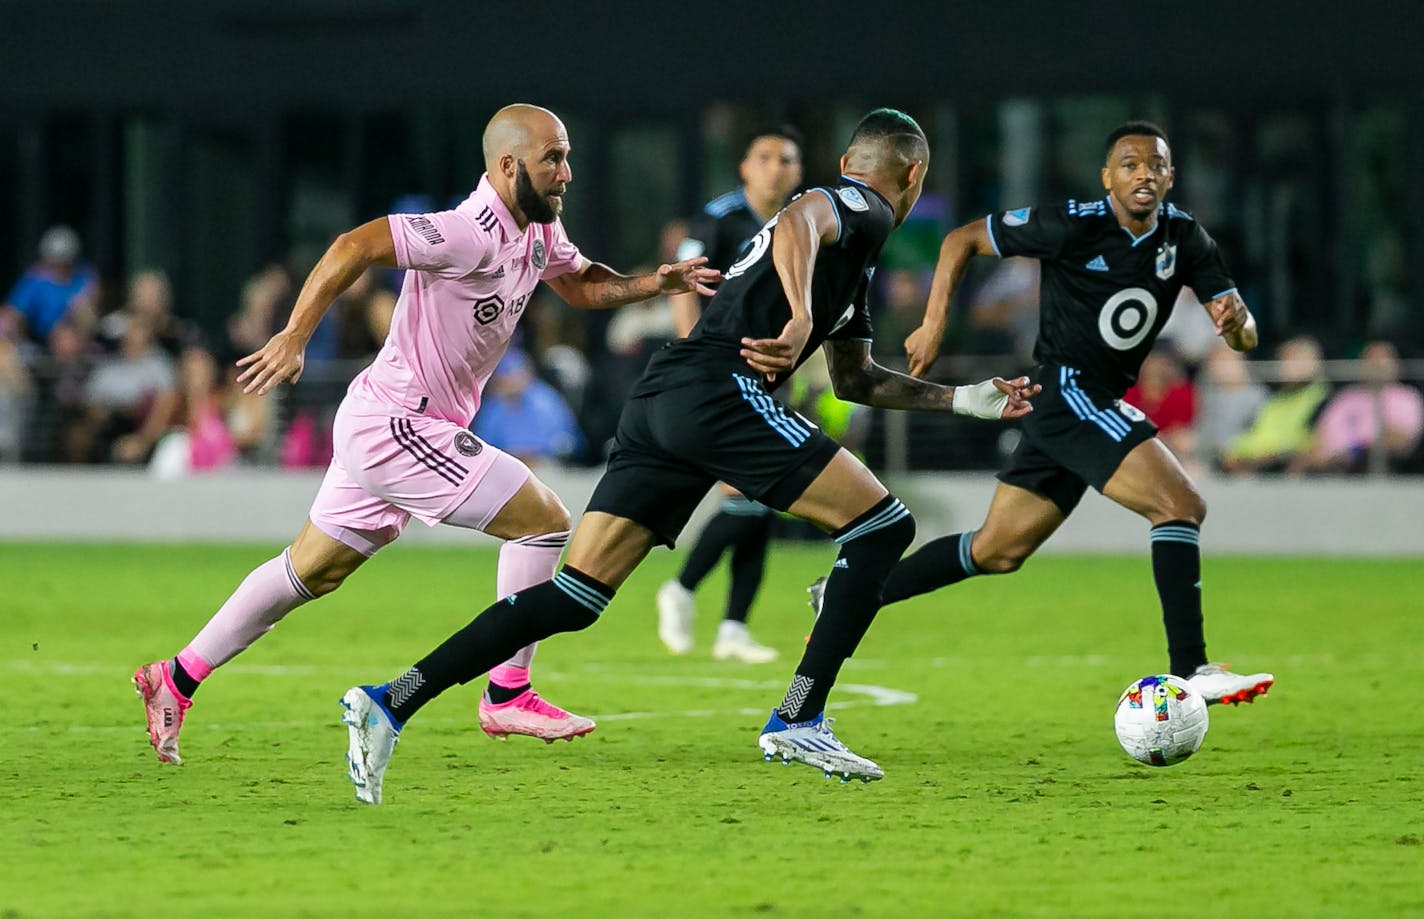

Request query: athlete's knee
[
  {"left": 1157, "top": 486, "right": 1206, "bottom": 527},
  {"left": 524, "top": 484, "right": 573, "bottom": 535},
  {"left": 972, "top": 533, "right": 1033, "bottom": 575}
]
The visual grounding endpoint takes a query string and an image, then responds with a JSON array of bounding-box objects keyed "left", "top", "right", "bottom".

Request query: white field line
[{"left": 14, "top": 660, "right": 917, "bottom": 734}]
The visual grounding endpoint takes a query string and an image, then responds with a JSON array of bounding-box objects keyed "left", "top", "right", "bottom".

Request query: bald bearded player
[{"left": 133, "top": 105, "right": 719, "bottom": 774}]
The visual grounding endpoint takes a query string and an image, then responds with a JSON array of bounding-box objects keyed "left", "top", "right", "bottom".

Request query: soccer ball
[{"left": 1113, "top": 674, "right": 1209, "bottom": 766}]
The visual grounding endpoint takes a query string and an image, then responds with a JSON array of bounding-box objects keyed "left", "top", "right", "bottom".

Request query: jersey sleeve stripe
[
  {"left": 1207, "top": 287, "right": 1237, "bottom": 301},
  {"left": 983, "top": 214, "right": 1001, "bottom": 256},
  {"left": 813, "top": 189, "right": 843, "bottom": 244}
]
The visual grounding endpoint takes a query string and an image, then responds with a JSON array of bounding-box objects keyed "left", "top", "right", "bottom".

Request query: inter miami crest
[
  {"left": 531, "top": 239, "right": 547, "bottom": 271},
  {"left": 1155, "top": 243, "right": 1177, "bottom": 280},
  {"left": 453, "top": 431, "right": 482, "bottom": 457}
]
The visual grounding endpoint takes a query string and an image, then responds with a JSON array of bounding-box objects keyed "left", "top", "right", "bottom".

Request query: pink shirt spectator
[
  {"left": 1314, "top": 384, "right": 1424, "bottom": 458},
  {"left": 344, "top": 174, "right": 583, "bottom": 424}
]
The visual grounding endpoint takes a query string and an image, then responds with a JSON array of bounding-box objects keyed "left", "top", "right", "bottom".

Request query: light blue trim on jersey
[
  {"left": 553, "top": 572, "right": 610, "bottom": 616},
  {"left": 958, "top": 530, "right": 980, "bottom": 576},
  {"left": 1208, "top": 287, "right": 1238, "bottom": 301},
  {"left": 839, "top": 174, "right": 870, "bottom": 189},
  {"left": 812, "top": 188, "right": 843, "bottom": 244},
  {"left": 734, "top": 374, "right": 810, "bottom": 447},
  {"left": 835, "top": 499, "right": 910, "bottom": 544},
  {"left": 984, "top": 214, "right": 1002, "bottom": 256},
  {"left": 1109, "top": 195, "right": 1158, "bottom": 247},
  {"left": 705, "top": 188, "right": 748, "bottom": 218},
  {"left": 1059, "top": 367, "right": 1130, "bottom": 441},
  {"left": 721, "top": 495, "right": 773, "bottom": 516}
]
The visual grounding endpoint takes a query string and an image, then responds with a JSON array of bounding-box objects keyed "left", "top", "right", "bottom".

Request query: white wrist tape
[{"left": 951, "top": 379, "right": 1010, "bottom": 420}]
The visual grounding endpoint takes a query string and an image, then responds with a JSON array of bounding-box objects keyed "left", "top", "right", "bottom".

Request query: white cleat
[
  {"left": 657, "top": 580, "right": 696, "bottom": 655},
  {"left": 1186, "top": 663, "right": 1274, "bottom": 706},
  {"left": 807, "top": 576, "right": 827, "bottom": 624},
  {"left": 713, "top": 622, "right": 779, "bottom": 664},
  {"left": 340, "top": 685, "right": 403, "bottom": 805},
  {"left": 757, "top": 710, "right": 884, "bottom": 783}
]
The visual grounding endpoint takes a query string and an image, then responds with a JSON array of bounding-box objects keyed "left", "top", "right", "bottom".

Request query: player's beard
[{"left": 515, "top": 161, "right": 561, "bottom": 224}]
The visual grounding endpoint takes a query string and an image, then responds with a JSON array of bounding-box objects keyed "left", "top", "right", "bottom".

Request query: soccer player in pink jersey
[{"left": 133, "top": 104, "right": 718, "bottom": 768}]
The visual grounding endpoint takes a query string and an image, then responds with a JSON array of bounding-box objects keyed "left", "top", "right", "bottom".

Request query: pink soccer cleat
[
  {"left": 133, "top": 660, "right": 192, "bottom": 765},
  {"left": 478, "top": 689, "right": 596, "bottom": 743}
]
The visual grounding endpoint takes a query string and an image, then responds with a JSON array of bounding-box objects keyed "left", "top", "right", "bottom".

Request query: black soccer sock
[
  {"left": 778, "top": 496, "right": 915, "bottom": 722},
  {"left": 1150, "top": 520, "right": 1207, "bottom": 677},
  {"left": 724, "top": 512, "right": 773, "bottom": 623},
  {"left": 484, "top": 682, "right": 531, "bottom": 705},
  {"left": 676, "top": 510, "right": 743, "bottom": 591},
  {"left": 880, "top": 530, "right": 982, "bottom": 606},
  {"left": 170, "top": 657, "right": 201, "bottom": 699},
  {"left": 384, "top": 568, "right": 613, "bottom": 723}
]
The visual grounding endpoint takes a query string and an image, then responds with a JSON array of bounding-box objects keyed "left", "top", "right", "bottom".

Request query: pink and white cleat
[
  {"left": 478, "top": 689, "right": 596, "bottom": 743},
  {"left": 133, "top": 660, "right": 192, "bottom": 765}
]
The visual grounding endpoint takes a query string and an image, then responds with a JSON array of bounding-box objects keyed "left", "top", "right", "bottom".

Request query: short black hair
[
  {"left": 1105, "top": 121, "right": 1169, "bottom": 157},
  {"left": 745, "top": 124, "right": 803, "bottom": 155},
  {"left": 848, "top": 108, "right": 928, "bottom": 161}
]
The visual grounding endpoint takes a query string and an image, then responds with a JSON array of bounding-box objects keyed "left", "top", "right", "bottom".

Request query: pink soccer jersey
[{"left": 344, "top": 174, "right": 584, "bottom": 424}]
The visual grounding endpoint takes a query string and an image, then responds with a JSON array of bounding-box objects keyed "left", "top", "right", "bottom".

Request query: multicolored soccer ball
[{"left": 1113, "top": 674, "right": 1209, "bottom": 766}]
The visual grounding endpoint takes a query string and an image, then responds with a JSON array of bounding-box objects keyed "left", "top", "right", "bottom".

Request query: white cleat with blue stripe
[
  {"left": 340, "top": 684, "right": 403, "bottom": 805},
  {"left": 758, "top": 710, "right": 884, "bottom": 783}
]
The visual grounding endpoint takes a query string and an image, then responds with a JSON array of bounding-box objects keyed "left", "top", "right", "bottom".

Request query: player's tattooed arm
[
  {"left": 823, "top": 340, "right": 1039, "bottom": 420},
  {"left": 545, "top": 259, "right": 720, "bottom": 309},
  {"left": 1204, "top": 290, "right": 1258, "bottom": 352},
  {"left": 906, "top": 218, "right": 999, "bottom": 379},
  {"left": 237, "top": 217, "right": 398, "bottom": 395}
]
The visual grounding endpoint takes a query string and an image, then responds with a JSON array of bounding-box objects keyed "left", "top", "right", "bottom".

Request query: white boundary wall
[{"left": 1, "top": 467, "right": 1420, "bottom": 556}]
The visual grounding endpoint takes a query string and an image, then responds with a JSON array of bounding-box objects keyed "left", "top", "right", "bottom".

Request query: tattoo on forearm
[
  {"left": 593, "top": 274, "right": 649, "bottom": 306},
  {"left": 826, "top": 341, "right": 957, "bottom": 411}
]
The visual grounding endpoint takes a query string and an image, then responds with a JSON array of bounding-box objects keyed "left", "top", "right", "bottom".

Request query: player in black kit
[
  {"left": 657, "top": 127, "right": 804, "bottom": 664},
  {"left": 343, "top": 110, "right": 1038, "bottom": 795},
  {"left": 830, "top": 121, "right": 1273, "bottom": 706}
]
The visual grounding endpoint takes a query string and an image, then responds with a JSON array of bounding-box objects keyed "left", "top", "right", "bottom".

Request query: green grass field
[{"left": 3, "top": 542, "right": 1422, "bottom": 917}]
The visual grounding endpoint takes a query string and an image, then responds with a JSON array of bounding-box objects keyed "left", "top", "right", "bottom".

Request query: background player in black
[
  {"left": 342, "top": 110, "right": 1038, "bottom": 796},
  {"left": 854, "top": 121, "right": 1273, "bottom": 705},
  {"left": 657, "top": 126, "right": 804, "bottom": 663}
]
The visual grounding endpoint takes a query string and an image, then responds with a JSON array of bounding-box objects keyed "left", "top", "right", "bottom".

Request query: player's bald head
[
  {"left": 842, "top": 108, "right": 929, "bottom": 176},
  {"left": 482, "top": 104, "right": 567, "bottom": 170}
]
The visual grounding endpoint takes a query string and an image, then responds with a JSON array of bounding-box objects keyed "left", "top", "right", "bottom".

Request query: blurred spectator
[
  {"left": 963, "top": 257, "right": 1039, "bottom": 361},
  {"left": 83, "top": 318, "right": 179, "bottom": 464},
  {"left": 1221, "top": 335, "right": 1330, "bottom": 473},
  {"left": 1124, "top": 347, "right": 1196, "bottom": 460},
  {"left": 874, "top": 269, "right": 933, "bottom": 357},
  {"left": 98, "top": 270, "right": 197, "bottom": 357},
  {"left": 1157, "top": 287, "right": 1220, "bottom": 369},
  {"left": 0, "top": 339, "right": 32, "bottom": 461},
  {"left": 227, "top": 263, "right": 293, "bottom": 362},
  {"left": 1, "top": 226, "right": 99, "bottom": 349},
  {"left": 1196, "top": 341, "right": 1269, "bottom": 465},
  {"left": 334, "top": 268, "right": 397, "bottom": 360},
  {"left": 473, "top": 348, "right": 582, "bottom": 466},
  {"left": 39, "top": 320, "right": 100, "bottom": 463},
  {"left": 1291, "top": 341, "right": 1424, "bottom": 473},
  {"left": 148, "top": 346, "right": 239, "bottom": 479}
]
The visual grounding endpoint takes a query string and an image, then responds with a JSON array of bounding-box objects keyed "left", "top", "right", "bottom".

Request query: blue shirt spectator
[
  {"left": 473, "top": 349, "right": 583, "bottom": 464},
  {"left": 3, "top": 226, "right": 98, "bottom": 344}
]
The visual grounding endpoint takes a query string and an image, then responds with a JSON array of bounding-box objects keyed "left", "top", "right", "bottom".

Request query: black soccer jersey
[
  {"left": 635, "top": 176, "right": 895, "bottom": 396},
  {"left": 676, "top": 188, "right": 770, "bottom": 278},
  {"left": 987, "top": 197, "right": 1236, "bottom": 395}
]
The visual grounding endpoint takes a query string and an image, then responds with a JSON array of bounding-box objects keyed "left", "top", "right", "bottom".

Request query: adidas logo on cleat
[{"left": 833, "top": 558, "right": 849, "bottom": 569}]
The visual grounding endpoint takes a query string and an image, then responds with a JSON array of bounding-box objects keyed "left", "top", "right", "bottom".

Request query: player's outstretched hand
[
  {"left": 1207, "top": 291, "right": 1247, "bottom": 337},
  {"left": 905, "top": 322, "right": 946, "bottom": 379},
  {"left": 951, "top": 376, "right": 1041, "bottom": 420},
  {"left": 657, "top": 257, "right": 721, "bottom": 297},
  {"left": 236, "top": 330, "right": 306, "bottom": 395},
  {"left": 740, "top": 315, "right": 812, "bottom": 383}
]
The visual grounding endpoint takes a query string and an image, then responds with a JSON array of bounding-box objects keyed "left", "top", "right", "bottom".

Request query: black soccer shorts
[
  {"left": 997, "top": 363, "right": 1158, "bottom": 516},
  {"left": 586, "top": 372, "right": 842, "bottom": 548}
]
